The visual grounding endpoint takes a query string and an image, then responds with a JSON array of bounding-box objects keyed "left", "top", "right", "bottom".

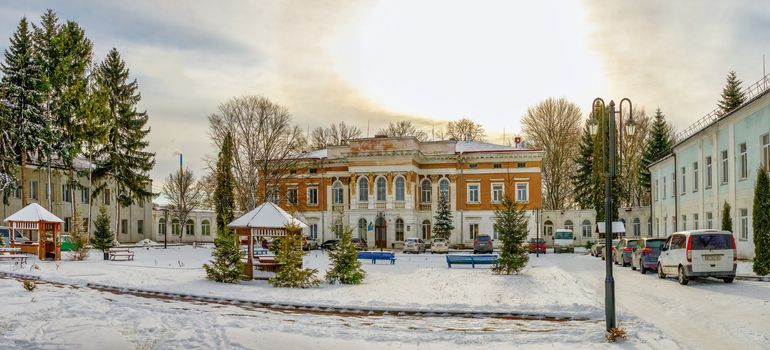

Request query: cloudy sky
[{"left": 1, "top": 0, "right": 769, "bottom": 189}]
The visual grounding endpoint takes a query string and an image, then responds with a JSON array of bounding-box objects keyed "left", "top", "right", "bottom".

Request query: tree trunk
[{"left": 20, "top": 150, "right": 28, "bottom": 207}]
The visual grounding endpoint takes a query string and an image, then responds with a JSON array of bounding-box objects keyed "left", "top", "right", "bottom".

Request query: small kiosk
[
  {"left": 4, "top": 203, "right": 64, "bottom": 261},
  {"left": 228, "top": 202, "right": 307, "bottom": 279}
]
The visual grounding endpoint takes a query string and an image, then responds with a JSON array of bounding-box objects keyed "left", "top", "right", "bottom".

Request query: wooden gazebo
[
  {"left": 4, "top": 203, "right": 64, "bottom": 261},
  {"left": 228, "top": 202, "right": 307, "bottom": 279}
]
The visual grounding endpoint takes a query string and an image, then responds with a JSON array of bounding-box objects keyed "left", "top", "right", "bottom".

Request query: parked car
[
  {"left": 614, "top": 238, "right": 639, "bottom": 267},
  {"left": 0, "top": 226, "right": 29, "bottom": 245},
  {"left": 430, "top": 238, "right": 449, "bottom": 254},
  {"left": 320, "top": 239, "right": 339, "bottom": 250},
  {"left": 606, "top": 239, "right": 621, "bottom": 261},
  {"left": 403, "top": 237, "right": 426, "bottom": 253},
  {"left": 657, "top": 230, "right": 736, "bottom": 285},
  {"left": 632, "top": 238, "right": 666, "bottom": 274},
  {"left": 553, "top": 229, "right": 575, "bottom": 253},
  {"left": 473, "top": 234, "right": 493, "bottom": 254},
  {"left": 60, "top": 234, "right": 76, "bottom": 252},
  {"left": 302, "top": 236, "right": 319, "bottom": 251},
  {"left": 591, "top": 241, "right": 605, "bottom": 257},
  {"left": 351, "top": 237, "right": 368, "bottom": 250},
  {"left": 529, "top": 238, "right": 546, "bottom": 254}
]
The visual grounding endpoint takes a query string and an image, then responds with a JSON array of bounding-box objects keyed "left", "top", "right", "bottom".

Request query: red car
[{"left": 529, "top": 238, "right": 546, "bottom": 254}]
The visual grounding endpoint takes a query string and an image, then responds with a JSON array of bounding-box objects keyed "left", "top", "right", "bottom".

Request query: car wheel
[
  {"left": 678, "top": 266, "right": 689, "bottom": 285},
  {"left": 631, "top": 261, "right": 637, "bottom": 271},
  {"left": 657, "top": 263, "right": 665, "bottom": 279},
  {"left": 723, "top": 277, "right": 734, "bottom": 284},
  {"left": 640, "top": 261, "right": 647, "bottom": 274}
]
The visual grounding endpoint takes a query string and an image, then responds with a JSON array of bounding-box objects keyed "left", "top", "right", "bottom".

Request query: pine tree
[
  {"left": 722, "top": 201, "right": 733, "bottom": 232},
  {"left": 214, "top": 132, "right": 235, "bottom": 232},
  {"left": 92, "top": 48, "right": 155, "bottom": 241},
  {"left": 717, "top": 71, "right": 746, "bottom": 115},
  {"left": 0, "top": 17, "right": 49, "bottom": 207},
  {"left": 325, "top": 224, "right": 365, "bottom": 284},
  {"left": 591, "top": 108, "right": 620, "bottom": 223},
  {"left": 433, "top": 193, "right": 454, "bottom": 240},
  {"left": 203, "top": 226, "right": 243, "bottom": 283},
  {"left": 90, "top": 206, "right": 114, "bottom": 258},
  {"left": 573, "top": 121, "right": 595, "bottom": 209},
  {"left": 638, "top": 109, "right": 673, "bottom": 204},
  {"left": 269, "top": 226, "right": 320, "bottom": 288},
  {"left": 752, "top": 169, "right": 770, "bottom": 276},
  {"left": 492, "top": 196, "right": 529, "bottom": 275}
]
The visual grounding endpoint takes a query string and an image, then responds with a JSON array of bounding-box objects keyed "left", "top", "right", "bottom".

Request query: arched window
[
  {"left": 581, "top": 220, "right": 592, "bottom": 238},
  {"left": 421, "top": 219, "right": 431, "bottom": 240},
  {"left": 333, "top": 181, "right": 344, "bottom": 204},
  {"left": 376, "top": 177, "right": 387, "bottom": 201},
  {"left": 358, "top": 218, "right": 367, "bottom": 239},
  {"left": 420, "top": 179, "right": 432, "bottom": 203},
  {"left": 186, "top": 219, "right": 195, "bottom": 235},
  {"left": 564, "top": 220, "right": 574, "bottom": 232},
  {"left": 543, "top": 220, "right": 553, "bottom": 236},
  {"left": 171, "top": 219, "right": 180, "bottom": 235},
  {"left": 358, "top": 177, "right": 369, "bottom": 201},
  {"left": 633, "top": 218, "right": 641, "bottom": 236},
  {"left": 395, "top": 176, "right": 405, "bottom": 201},
  {"left": 158, "top": 218, "right": 166, "bottom": 236},
  {"left": 201, "top": 220, "right": 211, "bottom": 236},
  {"left": 439, "top": 178, "right": 450, "bottom": 201},
  {"left": 396, "top": 218, "right": 404, "bottom": 241}
]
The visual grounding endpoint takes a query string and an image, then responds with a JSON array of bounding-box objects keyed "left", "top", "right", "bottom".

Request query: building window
[
  {"left": 376, "top": 177, "right": 387, "bottom": 201},
  {"left": 267, "top": 186, "right": 279, "bottom": 204},
  {"left": 309, "top": 168, "right": 317, "bottom": 174},
  {"left": 104, "top": 189, "right": 111, "bottom": 205},
  {"left": 493, "top": 163, "right": 502, "bottom": 169},
  {"left": 656, "top": 218, "right": 660, "bottom": 236},
  {"left": 289, "top": 169, "right": 297, "bottom": 175},
  {"left": 671, "top": 172, "right": 675, "bottom": 197},
  {"left": 517, "top": 162, "right": 526, "bottom": 168},
  {"left": 491, "top": 183, "right": 504, "bottom": 203},
  {"left": 186, "top": 219, "right": 194, "bottom": 235},
  {"left": 335, "top": 221, "right": 343, "bottom": 238},
  {"left": 543, "top": 220, "right": 553, "bottom": 236},
  {"left": 81, "top": 188, "right": 89, "bottom": 204},
  {"left": 564, "top": 220, "right": 574, "bottom": 232},
  {"left": 467, "top": 184, "right": 480, "bottom": 203},
  {"left": 763, "top": 134, "right": 770, "bottom": 172},
  {"left": 681, "top": 215, "right": 686, "bottom": 230},
  {"left": 439, "top": 178, "right": 450, "bottom": 201},
  {"left": 647, "top": 217, "right": 653, "bottom": 237},
  {"left": 61, "top": 184, "right": 72, "bottom": 202},
  {"left": 30, "top": 181, "right": 38, "bottom": 200},
  {"left": 663, "top": 176, "right": 667, "bottom": 197},
  {"left": 581, "top": 220, "right": 591, "bottom": 238},
  {"left": 158, "top": 218, "right": 166, "bottom": 235},
  {"left": 137, "top": 220, "right": 144, "bottom": 235},
  {"left": 693, "top": 213, "right": 699, "bottom": 230},
  {"left": 64, "top": 217, "right": 71, "bottom": 233},
  {"left": 693, "top": 162, "right": 698, "bottom": 192},
  {"left": 172, "top": 219, "right": 180, "bottom": 235},
  {"left": 706, "top": 212, "right": 713, "bottom": 229},
  {"left": 287, "top": 188, "right": 298, "bottom": 205},
  {"left": 333, "top": 182, "right": 344, "bottom": 205},
  {"left": 739, "top": 208, "right": 748, "bottom": 240},
  {"left": 307, "top": 187, "right": 318, "bottom": 205},
  {"left": 309, "top": 224, "right": 318, "bottom": 240},
  {"left": 721, "top": 150, "right": 728, "bottom": 184},
  {"left": 663, "top": 216, "right": 667, "bottom": 235},
  {"left": 201, "top": 220, "right": 211, "bottom": 236},
  {"left": 654, "top": 179, "right": 658, "bottom": 201},
  {"left": 396, "top": 218, "right": 404, "bottom": 241},
  {"left": 739, "top": 143, "right": 748, "bottom": 180},
  {"left": 681, "top": 167, "right": 686, "bottom": 194},
  {"left": 469, "top": 163, "right": 478, "bottom": 169},
  {"left": 358, "top": 218, "right": 367, "bottom": 239},
  {"left": 705, "top": 156, "right": 712, "bottom": 188},
  {"left": 395, "top": 177, "right": 405, "bottom": 201},
  {"left": 469, "top": 223, "right": 479, "bottom": 240},
  {"left": 516, "top": 182, "right": 529, "bottom": 202},
  {"left": 420, "top": 179, "right": 432, "bottom": 203},
  {"left": 121, "top": 219, "right": 128, "bottom": 235},
  {"left": 633, "top": 218, "right": 640, "bottom": 237},
  {"left": 358, "top": 177, "right": 369, "bottom": 202},
  {"left": 422, "top": 220, "right": 432, "bottom": 240}
]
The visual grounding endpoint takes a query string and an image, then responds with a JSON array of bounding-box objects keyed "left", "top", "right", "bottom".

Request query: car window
[
  {"left": 671, "top": 234, "right": 686, "bottom": 250},
  {"left": 646, "top": 239, "right": 665, "bottom": 249},
  {"left": 477, "top": 235, "right": 490, "bottom": 241},
  {"left": 627, "top": 240, "right": 638, "bottom": 249},
  {"left": 691, "top": 234, "right": 733, "bottom": 250}
]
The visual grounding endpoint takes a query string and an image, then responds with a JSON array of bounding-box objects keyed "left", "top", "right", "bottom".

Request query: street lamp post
[{"left": 588, "top": 97, "right": 635, "bottom": 331}]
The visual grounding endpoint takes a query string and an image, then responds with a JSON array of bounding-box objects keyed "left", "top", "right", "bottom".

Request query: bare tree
[
  {"left": 445, "top": 118, "right": 486, "bottom": 141},
  {"left": 522, "top": 97, "right": 582, "bottom": 210},
  {"left": 162, "top": 168, "right": 204, "bottom": 242},
  {"left": 377, "top": 120, "right": 428, "bottom": 141},
  {"left": 310, "top": 121, "right": 361, "bottom": 150},
  {"left": 619, "top": 108, "right": 651, "bottom": 207},
  {"left": 208, "top": 95, "right": 306, "bottom": 210}
]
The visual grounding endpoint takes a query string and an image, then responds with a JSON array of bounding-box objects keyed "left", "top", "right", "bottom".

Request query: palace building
[{"left": 274, "top": 136, "right": 544, "bottom": 248}]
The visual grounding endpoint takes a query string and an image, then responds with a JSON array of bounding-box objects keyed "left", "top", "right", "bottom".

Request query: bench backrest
[
  {"left": 358, "top": 251, "right": 395, "bottom": 259},
  {"left": 446, "top": 255, "right": 498, "bottom": 263}
]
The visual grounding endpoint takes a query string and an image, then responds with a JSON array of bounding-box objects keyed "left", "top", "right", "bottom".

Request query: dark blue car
[{"left": 632, "top": 238, "right": 666, "bottom": 274}]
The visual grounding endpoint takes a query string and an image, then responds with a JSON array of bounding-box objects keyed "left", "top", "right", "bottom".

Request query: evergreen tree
[
  {"left": 90, "top": 206, "right": 114, "bottom": 257},
  {"left": 0, "top": 17, "right": 49, "bottom": 206},
  {"left": 433, "top": 193, "right": 454, "bottom": 240},
  {"left": 752, "top": 169, "right": 770, "bottom": 276},
  {"left": 270, "top": 225, "right": 320, "bottom": 288},
  {"left": 214, "top": 132, "right": 235, "bottom": 232},
  {"left": 722, "top": 201, "right": 733, "bottom": 232},
  {"left": 93, "top": 49, "right": 155, "bottom": 241},
  {"left": 638, "top": 109, "right": 674, "bottom": 202},
  {"left": 591, "top": 108, "right": 620, "bottom": 223},
  {"left": 203, "top": 225, "right": 243, "bottom": 283},
  {"left": 573, "top": 120, "right": 595, "bottom": 209},
  {"left": 492, "top": 196, "right": 529, "bottom": 275},
  {"left": 325, "top": 224, "right": 365, "bottom": 284},
  {"left": 717, "top": 71, "right": 746, "bottom": 115}
]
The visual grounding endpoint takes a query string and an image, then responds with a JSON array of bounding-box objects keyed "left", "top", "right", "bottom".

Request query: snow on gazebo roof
[
  {"left": 228, "top": 202, "right": 307, "bottom": 229},
  {"left": 4, "top": 203, "right": 64, "bottom": 224}
]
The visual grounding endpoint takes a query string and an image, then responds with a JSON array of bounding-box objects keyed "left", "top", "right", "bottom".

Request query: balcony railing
[
  {"left": 332, "top": 204, "right": 346, "bottom": 212},
  {"left": 394, "top": 201, "right": 405, "bottom": 209},
  {"left": 357, "top": 202, "right": 369, "bottom": 210},
  {"left": 419, "top": 203, "right": 432, "bottom": 212},
  {"left": 375, "top": 201, "right": 387, "bottom": 209}
]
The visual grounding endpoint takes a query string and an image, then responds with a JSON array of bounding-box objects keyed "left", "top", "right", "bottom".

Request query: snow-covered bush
[
  {"left": 269, "top": 225, "right": 320, "bottom": 288},
  {"left": 203, "top": 226, "right": 242, "bottom": 283},
  {"left": 325, "top": 224, "right": 365, "bottom": 285}
]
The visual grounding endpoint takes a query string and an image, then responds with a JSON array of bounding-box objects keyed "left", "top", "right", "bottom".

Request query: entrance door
[{"left": 375, "top": 215, "right": 387, "bottom": 248}]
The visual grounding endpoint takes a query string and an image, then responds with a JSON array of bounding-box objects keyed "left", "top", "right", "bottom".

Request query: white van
[
  {"left": 553, "top": 229, "right": 575, "bottom": 254},
  {"left": 657, "top": 229, "right": 737, "bottom": 285}
]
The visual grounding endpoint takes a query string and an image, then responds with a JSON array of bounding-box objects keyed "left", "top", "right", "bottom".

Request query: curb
[{"left": 736, "top": 275, "right": 770, "bottom": 282}]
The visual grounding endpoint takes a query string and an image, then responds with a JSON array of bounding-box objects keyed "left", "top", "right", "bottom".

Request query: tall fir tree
[
  {"left": 492, "top": 196, "right": 529, "bottom": 275},
  {"left": 717, "top": 71, "right": 746, "bottom": 115},
  {"left": 573, "top": 120, "right": 595, "bottom": 209},
  {"left": 93, "top": 48, "right": 155, "bottom": 241},
  {"left": 325, "top": 224, "right": 365, "bottom": 284},
  {"left": 214, "top": 132, "right": 235, "bottom": 231},
  {"left": 591, "top": 108, "right": 620, "bottom": 223},
  {"left": 752, "top": 169, "right": 770, "bottom": 276},
  {"left": 0, "top": 17, "right": 49, "bottom": 207},
  {"left": 433, "top": 193, "right": 454, "bottom": 240},
  {"left": 638, "top": 109, "right": 673, "bottom": 204},
  {"left": 203, "top": 226, "right": 243, "bottom": 283},
  {"left": 722, "top": 201, "right": 733, "bottom": 232},
  {"left": 269, "top": 227, "right": 321, "bottom": 288},
  {"left": 90, "top": 206, "right": 114, "bottom": 259}
]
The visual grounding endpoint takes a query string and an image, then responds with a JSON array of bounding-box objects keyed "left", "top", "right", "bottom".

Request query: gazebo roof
[
  {"left": 4, "top": 203, "right": 64, "bottom": 224},
  {"left": 228, "top": 202, "right": 308, "bottom": 229}
]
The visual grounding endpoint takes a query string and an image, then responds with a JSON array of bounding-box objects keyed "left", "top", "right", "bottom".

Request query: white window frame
[
  {"left": 491, "top": 183, "right": 504, "bottom": 203},
  {"left": 705, "top": 156, "right": 712, "bottom": 188},
  {"left": 439, "top": 178, "right": 450, "bottom": 201},
  {"left": 469, "top": 223, "right": 479, "bottom": 240},
  {"left": 307, "top": 186, "right": 318, "bottom": 206},
  {"left": 309, "top": 224, "right": 318, "bottom": 240},
  {"left": 721, "top": 150, "right": 729, "bottom": 184},
  {"left": 581, "top": 220, "right": 592, "bottom": 238},
  {"left": 395, "top": 176, "right": 405, "bottom": 201},
  {"left": 287, "top": 188, "right": 298, "bottom": 205},
  {"left": 30, "top": 181, "right": 38, "bottom": 200},
  {"left": 633, "top": 218, "right": 640, "bottom": 237},
  {"left": 762, "top": 133, "right": 770, "bottom": 172},
  {"left": 333, "top": 182, "right": 344, "bottom": 205},
  {"left": 739, "top": 143, "right": 748, "bottom": 180},
  {"left": 515, "top": 182, "right": 529, "bottom": 202},
  {"left": 693, "top": 162, "right": 699, "bottom": 192},
  {"left": 376, "top": 177, "right": 387, "bottom": 201},
  {"left": 681, "top": 214, "right": 686, "bottom": 230},
  {"left": 706, "top": 212, "right": 713, "bottom": 229},
  {"left": 358, "top": 178, "right": 368, "bottom": 202},
  {"left": 681, "top": 167, "right": 686, "bottom": 194},
  {"left": 654, "top": 179, "right": 658, "bottom": 201},
  {"left": 663, "top": 176, "right": 667, "bottom": 197},
  {"left": 420, "top": 179, "right": 432, "bottom": 203},
  {"left": 467, "top": 183, "right": 480, "bottom": 204},
  {"left": 693, "top": 213, "right": 699, "bottom": 230},
  {"left": 739, "top": 208, "right": 748, "bottom": 240}
]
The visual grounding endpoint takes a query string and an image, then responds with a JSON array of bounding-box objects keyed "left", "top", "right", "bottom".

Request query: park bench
[
  {"left": 0, "top": 254, "right": 27, "bottom": 264},
  {"left": 446, "top": 254, "right": 498, "bottom": 268},
  {"left": 254, "top": 256, "right": 282, "bottom": 272},
  {"left": 357, "top": 251, "right": 396, "bottom": 264},
  {"left": 109, "top": 248, "right": 135, "bottom": 261}
]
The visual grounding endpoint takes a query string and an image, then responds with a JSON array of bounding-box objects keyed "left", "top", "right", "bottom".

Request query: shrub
[
  {"left": 326, "top": 224, "right": 365, "bottom": 285},
  {"left": 269, "top": 226, "right": 320, "bottom": 288},
  {"left": 492, "top": 196, "right": 529, "bottom": 275},
  {"left": 203, "top": 225, "right": 243, "bottom": 283},
  {"left": 90, "top": 206, "right": 114, "bottom": 253},
  {"left": 22, "top": 279, "right": 36, "bottom": 292}
]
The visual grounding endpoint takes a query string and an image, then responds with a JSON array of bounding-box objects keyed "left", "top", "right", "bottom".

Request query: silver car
[{"left": 403, "top": 237, "right": 426, "bottom": 254}]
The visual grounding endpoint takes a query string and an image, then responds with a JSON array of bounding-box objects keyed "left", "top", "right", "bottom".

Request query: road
[{"left": 545, "top": 252, "right": 770, "bottom": 349}]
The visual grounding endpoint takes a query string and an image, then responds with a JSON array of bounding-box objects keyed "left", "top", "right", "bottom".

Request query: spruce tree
[
  {"left": 203, "top": 225, "right": 243, "bottom": 283},
  {"left": 638, "top": 109, "right": 673, "bottom": 204},
  {"left": 214, "top": 132, "right": 235, "bottom": 231},
  {"left": 433, "top": 193, "right": 454, "bottom": 240},
  {"left": 752, "top": 169, "right": 770, "bottom": 276},
  {"left": 591, "top": 108, "right": 620, "bottom": 223},
  {"left": 717, "top": 71, "right": 746, "bottom": 115},
  {"left": 93, "top": 48, "right": 155, "bottom": 241},
  {"left": 270, "top": 225, "right": 320, "bottom": 288},
  {"left": 492, "top": 196, "right": 529, "bottom": 275},
  {"left": 90, "top": 206, "right": 114, "bottom": 258},
  {"left": 573, "top": 121, "right": 595, "bottom": 209},
  {"left": 325, "top": 224, "right": 365, "bottom": 284},
  {"left": 0, "top": 17, "right": 49, "bottom": 206},
  {"left": 722, "top": 201, "right": 733, "bottom": 232}
]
